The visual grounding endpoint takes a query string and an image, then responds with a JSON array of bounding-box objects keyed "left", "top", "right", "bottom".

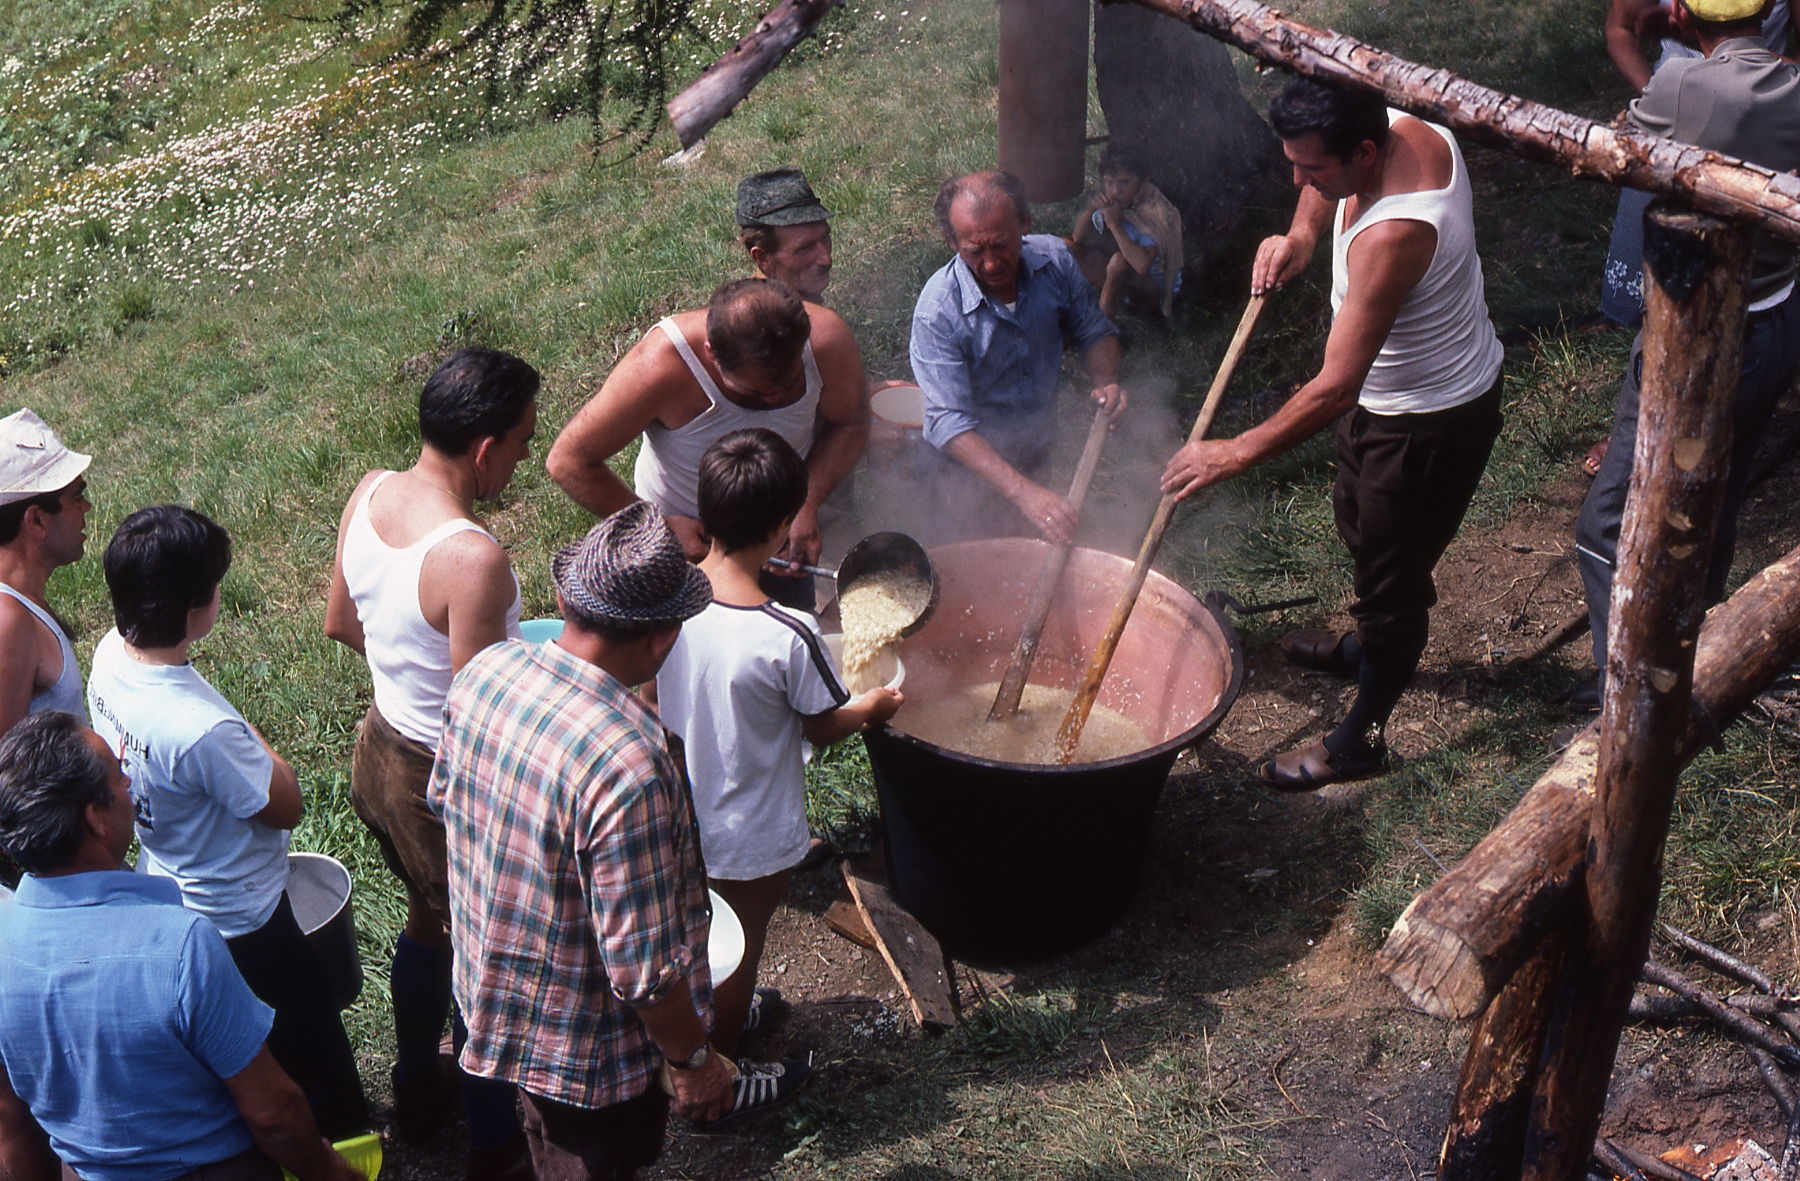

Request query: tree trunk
[
  {"left": 1093, "top": 1, "right": 1285, "bottom": 254},
  {"left": 1377, "top": 530, "right": 1800, "bottom": 1021},
  {"left": 1115, "top": 0, "right": 1800, "bottom": 245},
  {"left": 1521, "top": 204, "right": 1752, "bottom": 1181},
  {"left": 998, "top": 0, "right": 1091, "bottom": 202}
]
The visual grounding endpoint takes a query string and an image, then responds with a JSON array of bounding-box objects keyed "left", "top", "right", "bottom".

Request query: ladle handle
[
  {"left": 988, "top": 403, "right": 1114, "bottom": 720},
  {"left": 1053, "top": 294, "right": 1266, "bottom": 763}
]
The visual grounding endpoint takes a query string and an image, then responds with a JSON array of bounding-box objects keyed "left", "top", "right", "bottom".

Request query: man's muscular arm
[
  {"left": 1605, "top": 0, "right": 1661, "bottom": 92},
  {"left": 0, "top": 600, "right": 47, "bottom": 736},
  {"left": 786, "top": 306, "right": 870, "bottom": 567},
  {"left": 323, "top": 472, "right": 380, "bottom": 657},
  {"left": 1162, "top": 218, "right": 1436, "bottom": 499},
  {"left": 546, "top": 336, "right": 679, "bottom": 520},
  {"left": 425, "top": 532, "right": 518, "bottom": 674}
]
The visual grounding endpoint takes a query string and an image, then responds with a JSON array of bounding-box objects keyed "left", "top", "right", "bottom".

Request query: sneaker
[
  {"left": 742, "top": 986, "right": 788, "bottom": 1036},
  {"left": 704, "top": 1058, "right": 812, "bottom": 1129}
]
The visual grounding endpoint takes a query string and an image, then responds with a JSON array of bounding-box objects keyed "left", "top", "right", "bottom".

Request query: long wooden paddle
[
  {"left": 1052, "top": 294, "right": 1267, "bottom": 763},
  {"left": 988, "top": 403, "right": 1114, "bottom": 720}
]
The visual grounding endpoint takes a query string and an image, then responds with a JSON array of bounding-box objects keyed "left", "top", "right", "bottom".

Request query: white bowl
[
  {"left": 870, "top": 382, "right": 926, "bottom": 430},
  {"left": 822, "top": 633, "right": 905, "bottom": 693},
  {"left": 708, "top": 889, "right": 745, "bottom": 983}
]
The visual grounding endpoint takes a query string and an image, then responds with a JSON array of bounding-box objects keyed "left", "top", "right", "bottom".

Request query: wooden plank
[
  {"left": 840, "top": 859, "right": 956, "bottom": 1030},
  {"left": 824, "top": 900, "right": 877, "bottom": 949}
]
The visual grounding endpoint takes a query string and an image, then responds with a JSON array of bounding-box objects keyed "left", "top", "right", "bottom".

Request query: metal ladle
[{"left": 766, "top": 530, "right": 940, "bottom": 638}]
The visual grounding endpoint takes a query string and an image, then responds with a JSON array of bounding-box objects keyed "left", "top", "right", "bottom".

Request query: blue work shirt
[
  {"left": 910, "top": 234, "right": 1118, "bottom": 463},
  {"left": 0, "top": 871, "right": 273, "bottom": 1181}
]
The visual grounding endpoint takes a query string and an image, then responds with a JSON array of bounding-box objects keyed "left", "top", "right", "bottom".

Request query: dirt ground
[{"left": 367, "top": 383, "right": 1800, "bottom": 1181}]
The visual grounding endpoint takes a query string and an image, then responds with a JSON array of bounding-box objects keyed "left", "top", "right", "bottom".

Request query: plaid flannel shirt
[{"left": 430, "top": 639, "right": 712, "bottom": 1109}]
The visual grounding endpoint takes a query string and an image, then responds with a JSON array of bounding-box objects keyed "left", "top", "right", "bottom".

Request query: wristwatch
[{"left": 668, "top": 1042, "right": 711, "bottom": 1071}]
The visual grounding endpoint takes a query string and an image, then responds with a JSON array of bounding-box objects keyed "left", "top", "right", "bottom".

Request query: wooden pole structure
[
  {"left": 667, "top": 0, "right": 842, "bottom": 147},
  {"left": 1377, "top": 527, "right": 1800, "bottom": 1020},
  {"left": 1519, "top": 204, "right": 1751, "bottom": 1180},
  {"left": 1051, "top": 294, "right": 1265, "bottom": 762},
  {"left": 989, "top": 405, "right": 1112, "bottom": 719},
  {"left": 997, "top": 0, "right": 1091, "bottom": 202},
  {"left": 1114, "top": 0, "right": 1800, "bottom": 245}
]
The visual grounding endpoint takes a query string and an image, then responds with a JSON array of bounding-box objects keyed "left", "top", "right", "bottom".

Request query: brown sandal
[
  {"left": 1279, "top": 627, "right": 1358, "bottom": 676},
  {"left": 1259, "top": 739, "right": 1387, "bottom": 792}
]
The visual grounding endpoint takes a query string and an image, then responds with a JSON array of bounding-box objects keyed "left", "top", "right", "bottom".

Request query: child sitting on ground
[
  {"left": 86, "top": 505, "right": 369, "bottom": 1141},
  {"left": 654, "top": 428, "right": 903, "bottom": 1098},
  {"left": 1067, "top": 144, "right": 1185, "bottom": 320}
]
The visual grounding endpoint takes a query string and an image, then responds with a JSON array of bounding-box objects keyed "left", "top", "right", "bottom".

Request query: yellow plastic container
[{"left": 282, "top": 1133, "right": 383, "bottom": 1180}]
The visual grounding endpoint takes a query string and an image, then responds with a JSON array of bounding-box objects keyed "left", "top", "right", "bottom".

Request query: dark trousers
[
  {"left": 1333, "top": 375, "right": 1505, "bottom": 675},
  {"left": 227, "top": 893, "right": 369, "bottom": 1141},
  {"left": 1576, "top": 296, "right": 1800, "bottom": 679},
  {"left": 520, "top": 1088, "right": 669, "bottom": 1181}
]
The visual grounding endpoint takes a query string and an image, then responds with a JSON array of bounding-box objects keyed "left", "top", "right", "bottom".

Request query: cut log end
[{"left": 1377, "top": 907, "right": 1493, "bottom": 1020}]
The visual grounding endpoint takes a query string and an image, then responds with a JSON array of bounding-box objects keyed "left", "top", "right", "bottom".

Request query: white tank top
[
  {"left": 341, "top": 472, "right": 523, "bottom": 749},
  {"left": 633, "top": 318, "right": 823, "bottom": 519},
  {"left": 0, "top": 582, "right": 84, "bottom": 719},
  {"left": 1331, "top": 112, "right": 1504, "bottom": 415}
]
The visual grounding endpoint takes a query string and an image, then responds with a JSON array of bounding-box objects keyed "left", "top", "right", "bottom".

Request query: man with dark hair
[
  {"left": 324, "top": 345, "right": 535, "bottom": 1170},
  {"left": 433, "top": 503, "right": 750, "bottom": 1177},
  {"left": 1570, "top": 0, "right": 1800, "bottom": 710},
  {"left": 88, "top": 505, "right": 371, "bottom": 1143},
  {"left": 911, "top": 170, "right": 1126, "bottom": 546},
  {"left": 737, "top": 167, "right": 834, "bottom": 302},
  {"left": 0, "top": 409, "right": 91, "bottom": 740},
  {"left": 1160, "top": 77, "right": 1505, "bottom": 790},
  {"left": 0, "top": 711, "right": 362, "bottom": 1181},
  {"left": 547, "top": 277, "right": 868, "bottom": 611}
]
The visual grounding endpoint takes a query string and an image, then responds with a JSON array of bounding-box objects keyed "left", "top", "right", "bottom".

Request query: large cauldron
[{"left": 865, "top": 539, "right": 1241, "bottom": 961}]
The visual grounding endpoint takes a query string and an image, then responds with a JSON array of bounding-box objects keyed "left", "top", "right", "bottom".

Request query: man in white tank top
[
  {"left": 0, "top": 408, "right": 92, "bottom": 738},
  {"left": 1161, "top": 79, "right": 1504, "bottom": 792},
  {"left": 546, "top": 278, "right": 868, "bottom": 606},
  {"left": 325, "top": 347, "right": 536, "bottom": 1172}
]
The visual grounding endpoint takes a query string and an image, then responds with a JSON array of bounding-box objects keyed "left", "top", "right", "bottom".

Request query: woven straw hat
[{"left": 552, "top": 502, "right": 712, "bottom": 630}]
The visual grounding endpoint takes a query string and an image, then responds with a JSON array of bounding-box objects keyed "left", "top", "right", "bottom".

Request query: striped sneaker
[
  {"left": 705, "top": 1057, "right": 811, "bottom": 1129},
  {"left": 741, "top": 985, "right": 788, "bottom": 1035}
]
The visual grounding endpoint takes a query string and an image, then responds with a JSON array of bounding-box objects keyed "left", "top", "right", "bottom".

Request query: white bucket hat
[{"left": 0, "top": 409, "right": 91, "bottom": 508}]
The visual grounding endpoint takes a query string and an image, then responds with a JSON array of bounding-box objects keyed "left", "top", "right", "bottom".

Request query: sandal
[
  {"left": 1259, "top": 739, "right": 1386, "bottom": 792},
  {"left": 1279, "top": 628, "right": 1358, "bottom": 676},
  {"left": 1582, "top": 438, "right": 1610, "bottom": 478}
]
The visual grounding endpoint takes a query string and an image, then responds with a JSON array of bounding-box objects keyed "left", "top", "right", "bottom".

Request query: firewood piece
[
  {"left": 1379, "top": 534, "right": 1800, "bottom": 1020},
  {"left": 1629, "top": 992, "right": 1787, "bottom": 1022},
  {"left": 1641, "top": 962, "right": 1800, "bottom": 1068},
  {"left": 1595, "top": 1137, "right": 1651, "bottom": 1181},
  {"left": 1487, "top": 610, "right": 1592, "bottom": 680},
  {"left": 1663, "top": 923, "right": 1781, "bottom": 995},
  {"left": 1782, "top": 1097, "right": 1800, "bottom": 1181},
  {"left": 1609, "top": 1141, "right": 1708, "bottom": 1181},
  {"left": 665, "top": 0, "right": 842, "bottom": 147},
  {"left": 840, "top": 858, "right": 955, "bottom": 1031},
  {"left": 1120, "top": 0, "right": 1800, "bottom": 244},
  {"left": 1749, "top": 1047, "right": 1798, "bottom": 1122},
  {"left": 1521, "top": 206, "right": 1752, "bottom": 1179},
  {"left": 824, "top": 900, "right": 877, "bottom": 949}
]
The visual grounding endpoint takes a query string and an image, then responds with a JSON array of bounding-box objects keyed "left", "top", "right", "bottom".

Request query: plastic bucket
[
  {"left": 287, "top": 852, "right": 364, "bottom": 1011},
  {"left": 519, "top": 618, "right": 564, "bottom": 644}
]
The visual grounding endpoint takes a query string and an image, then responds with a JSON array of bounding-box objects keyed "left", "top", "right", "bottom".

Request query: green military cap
[{"left": 736, "top": 167, "right": 833, "bottom": 228}]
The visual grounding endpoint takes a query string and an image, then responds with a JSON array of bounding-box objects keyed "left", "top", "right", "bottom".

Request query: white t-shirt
[
  {"left": 87, "top": 628, "right": 288, "bottom": 938},
  {"left": 656, "top": 601, "right": 849, "bottom": 881}
]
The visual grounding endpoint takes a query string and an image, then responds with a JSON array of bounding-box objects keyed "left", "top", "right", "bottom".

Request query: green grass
[{"left": 11, "top": 0, "right": 1800, "bottom": 1172}]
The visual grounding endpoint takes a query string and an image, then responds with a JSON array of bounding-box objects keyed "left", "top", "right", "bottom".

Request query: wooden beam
[
  {"left": 666, "top": 0, "right": 842, "bottom": 148},
  {"left": 841, "top": 857, "right": 956, "bottom": 1030},
  {"left": 1521, "top": 203, "right": 1752, "bottom": 1181},
  {"left": 1377, "top": 531, "right": 1800, "bottom": 1019},
  {"left": 1118, "top": 0, "right": 1800, "bottom": 243}
]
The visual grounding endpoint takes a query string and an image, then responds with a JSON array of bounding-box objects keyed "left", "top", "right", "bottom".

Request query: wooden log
[
  {"left": 1378, "top": 534, "right": 1800, "bottom": 1019},
  {"left": 1521, "top": 204, "right": 1752, "bottom": 1181},
  {"left": 990, "top": 406, "right": 1112, "bottom": 719},
  {"left": 841, "top": 857, "right": 956, "bottom": 1030},
  {"left": 666, "top": 0, "right": 841, "bottom": 148},
  {"left": 1119, "top": 0, "right": 1800, "bottom": 244},
  {"left": 1440, "top": 922, "right": 1575, "bottom": 1180}
]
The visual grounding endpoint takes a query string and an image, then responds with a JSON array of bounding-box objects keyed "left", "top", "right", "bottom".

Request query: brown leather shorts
[{"left": 350, "top": 703, "right": 448, "bottom": 924}]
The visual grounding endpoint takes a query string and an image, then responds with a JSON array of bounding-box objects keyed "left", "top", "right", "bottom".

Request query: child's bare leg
[
  {"left": 1101, "top": 252, "right": 1136, "bottom": 320},
  {"left": 709, "top": 868, "right": 794, "bottom": 1059}
]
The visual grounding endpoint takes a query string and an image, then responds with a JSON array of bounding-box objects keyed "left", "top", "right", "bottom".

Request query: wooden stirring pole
[
  {"left": 988, "top": 404, "right": 1114, "bottom": 720},
  {"left": 1052, "top": 294, "right": 1267, "bottom": 763}
]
